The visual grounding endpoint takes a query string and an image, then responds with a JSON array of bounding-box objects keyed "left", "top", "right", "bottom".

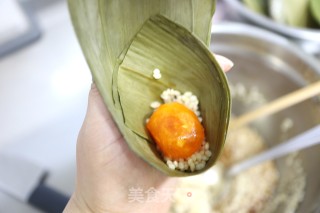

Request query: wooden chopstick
[{"left": 230, "top": 80, "right": 320, "bottom": 130}]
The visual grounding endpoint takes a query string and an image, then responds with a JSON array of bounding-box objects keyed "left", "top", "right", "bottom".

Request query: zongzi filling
[
  {"left": 146, "top": 89, "right": 212, "bottom": 172},
  {"left": 147, "top": 102, "right": 204, "bottom": 159}
]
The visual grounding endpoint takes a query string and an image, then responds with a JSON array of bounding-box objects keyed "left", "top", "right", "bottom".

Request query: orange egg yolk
[{"left": 146, "top": 102, "right": 205, "bottom": 160}]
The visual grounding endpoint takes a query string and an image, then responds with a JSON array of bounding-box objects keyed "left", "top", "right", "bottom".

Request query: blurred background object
[
  {"left": 215, "top": 22, "right": 320, "bottom": 213},
  {"left": 0, "top": 0, "right": 91, "bottom": 212},
  {"left": 222, "top": 0, "right": 320, "bottom": 57},
  {"left": 0, "top": 0, "right": 41, "bottom": 57},
  {"left": 212, "top": 2, "right": 320, "bottom": 211}
]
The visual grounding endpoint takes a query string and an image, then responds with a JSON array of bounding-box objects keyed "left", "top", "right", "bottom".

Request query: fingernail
[{"left": 215, "top": 54, "right": 234, "bottom": 71}]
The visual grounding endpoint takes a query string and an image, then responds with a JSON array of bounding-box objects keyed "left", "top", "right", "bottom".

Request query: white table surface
[{"left": 0, "top": 1, "right": 91, "bottom": 211}]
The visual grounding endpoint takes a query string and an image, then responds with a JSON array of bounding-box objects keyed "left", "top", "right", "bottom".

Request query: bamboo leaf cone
[{"left": 68, "top": 0, "right": 231, "bottom": 176}]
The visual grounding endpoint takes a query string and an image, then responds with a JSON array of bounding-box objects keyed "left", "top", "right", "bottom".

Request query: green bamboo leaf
[
  {"left": 283, "top": 0, "right": 310, "bottom": 27},
  {"left": 68, "top": 0, "right": 216, "bottom": 125},
  {"left": 269, "top": 0, "right": 315, "bottom": 28},
  {"left": 285, "top": 0, "right": 310, "bottom": 27},
  {"left": 310, "top": 0, "right": 320, "bottom": 25},
  {"left": 115, "top": 15, "right": 230, "bottom": 176},
  {"left": 192, "top": 0, "right": 217, "bottom": 46},
  {"left": 243, "top": 0, "right": 268, "bottom": 15},
  {"left": 68, "top": 0, "right": 230, "bottom": 176}
]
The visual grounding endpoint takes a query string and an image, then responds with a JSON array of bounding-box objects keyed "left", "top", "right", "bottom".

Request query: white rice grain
[
  {"left": 167, "top": 160, "right": 176, "bottom": 170},
  {"left": 150, "top": 101, "right": 161, "bottom": 109},
  {"left": 153, "top": 68, "right": 162, "bottom": 79}
]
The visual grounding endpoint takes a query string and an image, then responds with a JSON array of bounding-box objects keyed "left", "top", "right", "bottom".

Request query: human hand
[{"left": 64, "top": 55, "right": 233, "bottom": 213}]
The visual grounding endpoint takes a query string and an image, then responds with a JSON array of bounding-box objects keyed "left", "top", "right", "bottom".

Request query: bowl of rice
[{"left": 170, "top": 23, "right": 320, "bottom": 213}]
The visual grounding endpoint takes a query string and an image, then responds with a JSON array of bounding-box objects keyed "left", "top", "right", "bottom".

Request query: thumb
[
  {"left": 78, "top": 83, "right": 121, "bottom": 144},
  {"left": 86, "top": 83, "right": 111, "bottom": 123}
]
